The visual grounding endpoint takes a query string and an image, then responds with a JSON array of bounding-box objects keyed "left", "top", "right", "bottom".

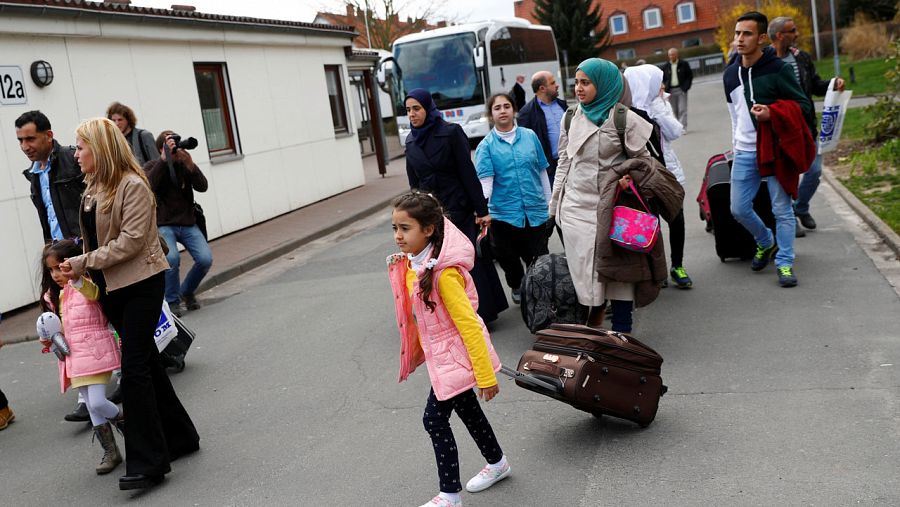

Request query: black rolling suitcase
[
  {"left": 500, "top": 324, "right": 667, "bottom": 428},
  {"left": 702, "top": 152, "right": 776, "bottom": 261},
  {"left": 160, "top": 314, "right": 195, "bottom": 373}
]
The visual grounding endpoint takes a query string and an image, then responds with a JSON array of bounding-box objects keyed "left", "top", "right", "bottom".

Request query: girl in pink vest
[
  {"left": 40, "top": 239, "right": 122, "bottom": 474},
  {"left": 388, "top": 191, "right": 511, "bottom": 507}
]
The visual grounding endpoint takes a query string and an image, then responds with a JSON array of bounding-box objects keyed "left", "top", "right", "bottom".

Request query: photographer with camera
[{"left": 144, "top": 131, "right": 211, "bottom": 316}]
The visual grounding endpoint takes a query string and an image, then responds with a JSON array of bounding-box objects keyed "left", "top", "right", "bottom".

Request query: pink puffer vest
[
  {"left": 387, "top": 217, "right": 501, "bottom": 401},
  {"left": 54, "top": 284, "right": 121, "bottom": 393}
]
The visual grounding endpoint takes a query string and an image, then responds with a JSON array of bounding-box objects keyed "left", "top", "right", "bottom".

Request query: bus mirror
[
  {"left": 376, "top": 57, "right": 394, "bottom": 94},
  {"left": 473, "top": 46, "right": 485, "bottom": 69}
]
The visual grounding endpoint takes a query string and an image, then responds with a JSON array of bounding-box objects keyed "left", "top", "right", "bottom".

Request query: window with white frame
[
  {"left": 616, "top": 48, "right": 636, "bottom": 60},
  {"left": 676, "top": 2, "right": 696, "bottom": 23},
  {"left": 643, "top": 8, "right": 662, "bottom": 29},
  {"left": 609, "top": 14, "right": 628, "bottom": 35}
]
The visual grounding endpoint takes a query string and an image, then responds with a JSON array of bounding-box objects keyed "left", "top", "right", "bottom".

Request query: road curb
[
  {"left": 2, "top": 192, "right": 402, "bottom": 346},
  {"left": 823, "top": 166, "right": 900, "bottom": 260},
  {"left": 194, "top": 194, "right": 400, "bottom": 295}
]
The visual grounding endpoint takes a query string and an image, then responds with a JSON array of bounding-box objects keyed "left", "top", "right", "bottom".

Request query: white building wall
[{"left": 0, "top": 16, "right": 364, "bottom": 312}]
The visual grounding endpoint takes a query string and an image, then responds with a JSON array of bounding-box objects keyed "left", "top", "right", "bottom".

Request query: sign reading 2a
[{"left": 0, "top": 66, "right": 27, "bottom": 105}]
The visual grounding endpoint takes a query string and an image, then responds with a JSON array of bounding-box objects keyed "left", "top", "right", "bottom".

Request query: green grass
[
  {"left": 838, "top": 107, "right": 876, "bottom": 141},
  {"left": 814, "top": 57, "right": 891, "bottom": 96},
  {"left": 839, "top": 139, "right": 900, "bottom": 235}
]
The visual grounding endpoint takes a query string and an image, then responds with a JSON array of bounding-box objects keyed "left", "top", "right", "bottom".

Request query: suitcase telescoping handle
[{"left": 499, "top": 365, "right": 561, "bottom": 392}]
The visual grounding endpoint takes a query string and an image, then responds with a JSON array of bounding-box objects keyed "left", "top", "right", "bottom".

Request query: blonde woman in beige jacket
[
  {"left": 548, "top": 58, "right": 656, "bottom": 332},
  {"left": 61, "top": 118, "right": 198, "bottom": 491}
]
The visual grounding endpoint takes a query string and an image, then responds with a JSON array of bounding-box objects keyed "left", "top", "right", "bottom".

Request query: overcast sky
[{"left": 130, "top": 0, "right": 516, "bottom": 24}]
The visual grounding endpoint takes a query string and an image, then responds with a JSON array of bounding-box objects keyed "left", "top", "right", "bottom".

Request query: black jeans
[
  {"left": 490, "top": 219, "right": 550, "bottom": 290},
  {"left": 667, "top": 209, "right": 685, "bottom": 268},
  {"left": 99, "top": 272, "right": 199, "bottom": 476},
  {"left": 423, "top": 388, "right": 503, "bottom": 493},
  {"left": 0, "top": 388, "right": 7, "bottom": 409}
]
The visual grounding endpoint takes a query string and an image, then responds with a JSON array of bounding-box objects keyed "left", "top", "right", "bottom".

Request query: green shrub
[{"left": 864, "top": 39, "right": 900, "bottom": 142}]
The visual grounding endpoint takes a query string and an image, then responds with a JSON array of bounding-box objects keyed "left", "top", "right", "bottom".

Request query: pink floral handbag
[{"left": 608, "top": 181, "right": 659, "bottom": 254}]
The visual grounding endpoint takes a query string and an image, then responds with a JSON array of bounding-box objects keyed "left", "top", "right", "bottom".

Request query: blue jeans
[
  {"left": 730, "top": 150, "right": 795, "bottom": 268},
  {"left": 159, "top": 225, "right": 213, "bottom": 304},
  {"left": 793, "top": 154, "right": 822, "bottom": 216}
]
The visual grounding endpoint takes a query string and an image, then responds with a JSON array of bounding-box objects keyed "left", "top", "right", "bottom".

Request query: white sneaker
[
  {"left": 418, "top": 495, "right": 461, "bottom": 507},
  {"left": 465, "top": 461, "right": 511, "bottom": 493}
]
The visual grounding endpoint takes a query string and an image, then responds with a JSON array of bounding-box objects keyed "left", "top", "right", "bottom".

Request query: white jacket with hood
[{"left": 623, "top": 64, "right": 686, "bottom": 185}]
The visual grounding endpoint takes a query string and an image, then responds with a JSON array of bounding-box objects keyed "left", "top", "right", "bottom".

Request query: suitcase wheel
[{"left": 719, "top": 257, "right": 726, "bottom": 263}]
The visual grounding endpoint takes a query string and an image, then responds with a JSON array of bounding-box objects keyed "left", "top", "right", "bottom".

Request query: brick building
[
  {"left": 314, "top": 4, "right": 441, "bottom": 49},
  {"left": 514, "top": 0, "right": 729, "bottom": 60}
]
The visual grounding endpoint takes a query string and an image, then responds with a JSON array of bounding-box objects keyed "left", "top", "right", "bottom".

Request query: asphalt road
[{"left": 1, "top": 79, "right": 899, "bottom": 506}]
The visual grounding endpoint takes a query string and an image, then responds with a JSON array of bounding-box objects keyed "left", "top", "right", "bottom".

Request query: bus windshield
[{"left": 394, "top": 32, "right": 484, "bottom": 112}]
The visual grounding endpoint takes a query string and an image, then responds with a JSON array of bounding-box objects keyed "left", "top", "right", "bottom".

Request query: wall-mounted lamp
[{"left": 30, "top": 61, "right": 53, "bottom": 87}]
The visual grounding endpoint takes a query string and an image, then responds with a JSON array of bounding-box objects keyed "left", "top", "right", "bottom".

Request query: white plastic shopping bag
[
  {"left": 818, "top": 78, "right": 853, "bottom": 154},
  {"left": 155, "top": 300, "right": 179, "bottom": 352}
]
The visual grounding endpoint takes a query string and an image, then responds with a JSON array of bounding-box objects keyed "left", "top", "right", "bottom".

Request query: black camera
[{"left": 168, "top": 134, "right": 198, "bottom": 153}]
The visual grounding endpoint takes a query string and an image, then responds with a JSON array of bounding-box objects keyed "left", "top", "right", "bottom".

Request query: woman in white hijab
[{"left": 623, "top": 64, "right": 692, "bottom": 289}]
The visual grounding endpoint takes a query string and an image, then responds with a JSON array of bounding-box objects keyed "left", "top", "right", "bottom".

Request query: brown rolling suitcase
[{"left": 501, "top": 323, "right": 667, "bottom": 427}]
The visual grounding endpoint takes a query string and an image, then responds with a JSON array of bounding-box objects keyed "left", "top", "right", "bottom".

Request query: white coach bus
[{"left": 379, "top": 19, "right": 560, "bottom": 144}]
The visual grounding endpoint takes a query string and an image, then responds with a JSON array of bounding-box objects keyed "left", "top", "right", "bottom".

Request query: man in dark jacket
[
  {"left": 145, "top": 131, "right": 212, "bottom": 317},
  {"left": 661, "top": 48, "right": 693, "bottom": 128},
  {"left": 16, "top": 111, "right": 84, "bottom": 243},
  {"left": 16, "top": 111, "right": 112, "bottom": 423},
  {"left": 510, "top": 75, "right": 526, "bottom": 110},
  {"left": 769, "top": 16, "right": 845, "bottom": 236},
  {"left": 517, "top": 71, "right": 567, "bottom": 184}
]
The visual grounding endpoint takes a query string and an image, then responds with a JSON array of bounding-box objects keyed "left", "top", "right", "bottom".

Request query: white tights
[{"left": 78, "top": 384, "right": 119, "bottom": 427}]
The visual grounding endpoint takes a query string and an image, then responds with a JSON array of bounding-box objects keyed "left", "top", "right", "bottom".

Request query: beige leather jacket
[{"left": 68, "top": 173, "right": 169, "bottom": 292}]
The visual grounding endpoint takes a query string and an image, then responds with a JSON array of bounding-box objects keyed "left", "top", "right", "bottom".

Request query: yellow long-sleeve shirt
[{"left": 406, "top": 266, "right": 497, "bottom": 389}]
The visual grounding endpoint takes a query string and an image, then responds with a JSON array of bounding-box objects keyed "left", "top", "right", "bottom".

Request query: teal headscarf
[{"left": 576, "top": 58, "right": 624, "bottom": 126}]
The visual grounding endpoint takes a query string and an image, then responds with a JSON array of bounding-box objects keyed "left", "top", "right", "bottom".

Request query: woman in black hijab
[{"left": 404, "top": 88, "right": 508, "bottom": 323}]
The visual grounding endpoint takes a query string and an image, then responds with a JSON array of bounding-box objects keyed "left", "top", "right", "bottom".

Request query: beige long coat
[{"left": 548, "top": 105, "right": 654, "bottom": 307}]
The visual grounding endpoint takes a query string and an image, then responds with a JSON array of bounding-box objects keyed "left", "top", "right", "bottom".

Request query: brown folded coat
[{"left": 594, "top": 157, "right": 685, "bottom": 307}]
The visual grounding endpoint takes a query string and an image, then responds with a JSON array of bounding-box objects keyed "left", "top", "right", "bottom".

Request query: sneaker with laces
[
  {"left": 418, "top": 495, "right": 461, "bottom": 507},
  {"left": 670, "top": 266, "right": 693, "bottom": 289},
  {"left": 510, "top": 288, "right": 521, "bottom": 305},
  {"left": 465, "top": 460, "right": 511, "bottom": 493},
  {"left": 777, "top": 266, "right": 798, "bottom": 287},
  {"left": 751, "top": 243, "right": 778, "bottom": 271}
]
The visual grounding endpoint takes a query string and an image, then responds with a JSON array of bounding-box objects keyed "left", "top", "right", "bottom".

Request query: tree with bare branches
[{"left": 343, "top": 0, "right": 443, "bottom": 49}]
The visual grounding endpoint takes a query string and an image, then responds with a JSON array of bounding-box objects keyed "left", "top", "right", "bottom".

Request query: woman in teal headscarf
[{"left": 547, "top": 57, "right": 658, "bottom": 331}]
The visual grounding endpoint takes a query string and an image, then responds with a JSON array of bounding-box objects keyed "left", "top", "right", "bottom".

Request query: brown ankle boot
[
  {"left": 587, "top": 304, "right": 607, "bottom": 328},
  {"left": 0, "top": 406, "right": 14, "bottom": 430},
  {"left": 93, "top": 422, "right": 122, "bottom": 474}
]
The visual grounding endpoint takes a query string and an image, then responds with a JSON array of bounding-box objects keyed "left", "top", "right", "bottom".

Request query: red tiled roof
[
  {"left": 514, "top": 0, "right": 727, "bottom": 46},
  {"left": 0, "top": 0, "right": 358, "bottom": 36}
]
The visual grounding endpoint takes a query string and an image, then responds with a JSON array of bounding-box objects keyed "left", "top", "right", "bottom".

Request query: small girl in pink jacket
[
  {"left": 39, "top": 239, "right": 122, "bottom": 474},
  {"left": 387, "top": 191, "right": 511, "bottom": 507}
]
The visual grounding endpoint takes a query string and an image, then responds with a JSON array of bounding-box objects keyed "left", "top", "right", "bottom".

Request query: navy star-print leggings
[{"left": 423, "top": 388, "right": 504, "bottom": 493}]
